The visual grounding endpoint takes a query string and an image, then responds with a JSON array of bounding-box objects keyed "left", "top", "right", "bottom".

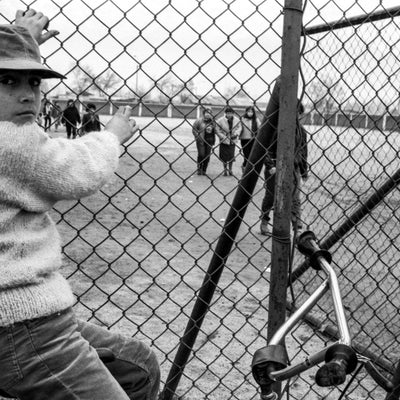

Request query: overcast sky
[{"left": 1, "top": 0, "right": 399, "bottom": 104}]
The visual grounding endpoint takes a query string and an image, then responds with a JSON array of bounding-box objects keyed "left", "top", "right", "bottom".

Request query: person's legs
[
  {"left": 228, "top": 161, "right": 234, "bottom": 175},
  {"left": 260, "top": 167, "right": 275, "bottom": 234},
  {"left": 45, "top": 115, "right": 51, "bottom": 131},
  {"left": 55, "top": 116, "right": 60, "bottom": 131},
  {"left": 223, "top": 162, "right": 228, "bottom": 176},
  {"left": 66, "top": 124, "right": 72, "bottom": 139},
  {"left": 196, "top": 141, "right": 206, "bottom": 175},
  {"left": 77, "top": 320, "right": 160, "bottom": 400},
  {"left": 202, "top": 139, "right": 213, "bottom": 174},
  {"left": 241, "top": 139, "right": 253, "bottom": 170},
  {"left": 220, "top": 144, "right": 228, "bottom": 176},
  {"left": 0, "top": 309, "right": 131, "bottom": 400},
  {"left": 72, "top": 126, "right": 77, "bottom": 139},
  {"left": 291, "top": 168, "right": 303, "bottom": 232},
  {"left": 228, "top": 144, "right": 235, "bottom": 175}
]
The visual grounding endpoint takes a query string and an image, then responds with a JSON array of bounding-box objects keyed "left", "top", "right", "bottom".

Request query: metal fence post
[{"left": 267, "top": 0, "right": 303, "bottom": 396}]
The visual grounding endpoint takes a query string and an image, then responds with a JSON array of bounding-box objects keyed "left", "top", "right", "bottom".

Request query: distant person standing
[
  {"left": 192, "top": 107, "right": 216, "bottom": 176},
  {"left": 240, "top": 106, "right": 261, "bottom": 173},
  {"left": 62, "top": 99, "right": 81, "bottom": 139},
  {"left": 216, "top": 106, "right": 242, "bottom": 176},
  {"left": 42, "top": 99, "right": 52, "bottom": 131},
  {"left": 51, "top": 100, "right": 62, "bottom": 131},
  {"left": 81, "top": 103, "right": 101, "bottom": 135}
]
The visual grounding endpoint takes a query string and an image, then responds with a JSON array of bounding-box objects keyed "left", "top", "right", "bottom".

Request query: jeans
[
  {"left": 240, "top": 138, "right": 255, "bottom": 168},
  {"left": 0, "top": 308, "right": 160, "bottom": 400},
  {"left": 66, "top": 124, "right": 78, "bottom": 139},
  {"left": 261, "top": 167, "right": 303, "bottom": 228},
  {"left": 196, "top": 136, "right": 214, "bottom": 173}
]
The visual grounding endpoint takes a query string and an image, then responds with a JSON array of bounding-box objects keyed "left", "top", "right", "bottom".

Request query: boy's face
[{"left": 0, "top": 70, "right": 42, "bottom": 125}]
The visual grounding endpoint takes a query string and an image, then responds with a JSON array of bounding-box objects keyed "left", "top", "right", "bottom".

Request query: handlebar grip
[
  {"left": 297, "top": 231, "right": 332, "bottom": 270},
  {"left": 364, "top": 360, "right": 393, "bottom": 393}
]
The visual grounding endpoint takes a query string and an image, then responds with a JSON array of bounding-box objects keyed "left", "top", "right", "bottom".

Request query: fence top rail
[{"left": 302, "top": 5, "right": 400, "bottom": 36}]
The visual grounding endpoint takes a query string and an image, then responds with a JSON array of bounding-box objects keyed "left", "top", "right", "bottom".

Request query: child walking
[{"left": 0, "top": 9, "right": 160, "bottom": 400}]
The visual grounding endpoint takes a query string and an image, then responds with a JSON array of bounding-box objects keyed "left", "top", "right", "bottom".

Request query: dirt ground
[{"left": 6, "top": 117, "right": 389, "bottom": 400}]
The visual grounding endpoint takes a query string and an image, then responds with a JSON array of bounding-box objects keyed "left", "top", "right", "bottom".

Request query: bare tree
[
  {"left": 68, "top": 63, "right": 96, "bottom": 95},
  {"left": 95, "top": 70, "right": 121, "bottom": 97},
  {"left": 177, "top": 79, "right": 197, "bottom": 104},
  {"left": 156, "top": 73, "right": 181, "bottom": 102},
  {"left": 307, "top": 75, "right": 346, "bottom": 114}
]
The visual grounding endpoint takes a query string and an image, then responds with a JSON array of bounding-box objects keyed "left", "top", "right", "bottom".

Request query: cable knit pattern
[{"left": 0, "top": 122, "right": 121, "bottom": 326}]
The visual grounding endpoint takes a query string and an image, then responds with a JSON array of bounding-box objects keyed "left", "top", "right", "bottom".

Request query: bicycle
[{"left": 251, "top": 230, "right": 397, "bottom": 400}]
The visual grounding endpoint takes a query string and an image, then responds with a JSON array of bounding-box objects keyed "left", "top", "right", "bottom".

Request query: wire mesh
[{"left": 1, "top": 0, "right": 400, "bottom": 399}]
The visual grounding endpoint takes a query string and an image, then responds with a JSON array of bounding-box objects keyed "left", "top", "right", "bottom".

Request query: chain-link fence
[{"left": 1, "top": 0, "right": 400, "bottom": 399}]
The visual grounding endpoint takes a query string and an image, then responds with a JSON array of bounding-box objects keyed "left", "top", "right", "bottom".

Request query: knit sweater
[{"left": 0, "top": 122, "right": 120, "bottom": 326}]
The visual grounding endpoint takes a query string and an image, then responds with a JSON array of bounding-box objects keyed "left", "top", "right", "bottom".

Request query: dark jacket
[
  {"left": 192, "top": 117, "right": 216, "bottom": 145},
  {"left": 62, "top": 106, "right": 81, "bottom": 127},
  {"left": 81, "top": 113, "right": 101, "bottom": 134},
  {"left": 264, "top": 118, "right": 309, "bottom": 178}
]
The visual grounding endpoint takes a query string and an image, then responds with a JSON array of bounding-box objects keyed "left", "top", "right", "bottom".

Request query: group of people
[
  {"left": 37, "top": 98, "right": 101, "bottom": 138},
  {"left": 192, "top": 105, "right": 260, "bottom": 177},
  {"left": 192, "top": 103, "right": 309, "bottom": 237}
]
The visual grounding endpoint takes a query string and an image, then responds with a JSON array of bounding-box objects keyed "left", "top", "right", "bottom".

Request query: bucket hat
[{"left": 0, "top": 24, "right": 65, "bottom": 79}]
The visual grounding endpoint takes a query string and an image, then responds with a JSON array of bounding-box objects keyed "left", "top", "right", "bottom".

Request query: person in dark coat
[
  {"left": 62, "top": 99, "right": 81, "bottom": 139},
  {"left": 260, "top": 100, "right": 309, "bottom": 236},
  {"left": 81, "top": 103, "right": 101, "bottom": 135},
  {"left": 192, "top": 107, "right": 216, "bottom": 176}
]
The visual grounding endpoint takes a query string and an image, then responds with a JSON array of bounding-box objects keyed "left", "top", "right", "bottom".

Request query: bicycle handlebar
[
  {"left": 252, "top": 230, "right": 357, "bottom": 399},
  {"left": 296, "top": 230, "right": 332, "bottom": 269}
]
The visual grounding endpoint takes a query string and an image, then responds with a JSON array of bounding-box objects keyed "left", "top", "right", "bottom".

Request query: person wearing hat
[
  {"left": 62, "top": 98, "right": 81, "bottom": 139},
  {"left": 192, "top": 106, "right": 216, "bottom": 176},
  {"left": 81, "top": 102, "right": 101, "bottom": 135},
  {"left": 0, "top": 9, "right": 159, "bottom": 400},
  {"left": 215, "top": 105, "right": 242, "bottom": 176}
]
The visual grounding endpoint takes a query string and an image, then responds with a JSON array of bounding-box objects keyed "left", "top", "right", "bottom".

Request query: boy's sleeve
[{"left": 1, "top": 123, "right": 121, "bottom": 202}]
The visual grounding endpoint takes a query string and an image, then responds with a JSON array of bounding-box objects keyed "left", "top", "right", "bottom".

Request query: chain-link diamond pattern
[{"left": 0, "top": 1, "right": 399, "bottom": 399}]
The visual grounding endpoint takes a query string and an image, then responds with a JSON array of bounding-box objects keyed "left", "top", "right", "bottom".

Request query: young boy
[{"left": 0, "top": 9, "right": 159, "bottom": 400}]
